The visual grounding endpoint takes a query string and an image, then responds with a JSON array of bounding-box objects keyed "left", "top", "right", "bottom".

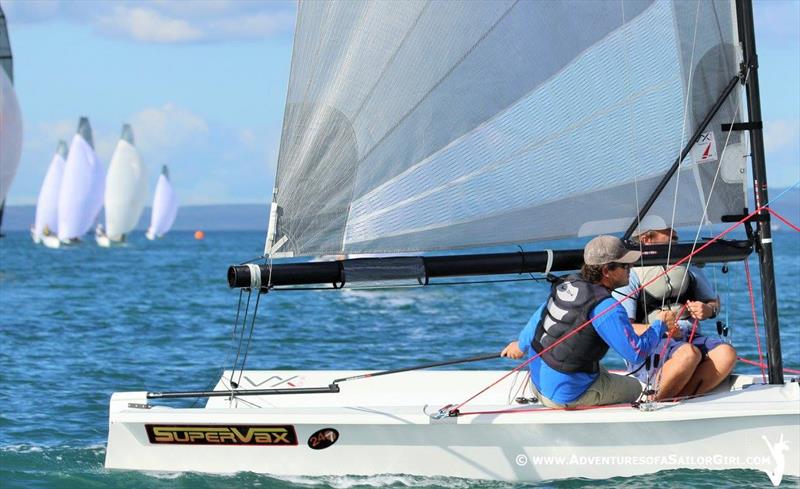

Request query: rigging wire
[
  {"left": 662, "top": 0, "right": 704, "bottom": 308},
  {"left": 235, "top": 288, "right": 264, "bottom": 388},
  {"left": 743, "top": 257, "right": 767, "bottom": 382},
  {"left": 228, "top": 288, "right": 253, "bottom": 387}
]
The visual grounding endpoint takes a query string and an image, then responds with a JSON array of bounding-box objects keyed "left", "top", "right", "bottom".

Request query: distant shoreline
[{"left": 1, "top": 203, "right": 269, "bottom": 231}]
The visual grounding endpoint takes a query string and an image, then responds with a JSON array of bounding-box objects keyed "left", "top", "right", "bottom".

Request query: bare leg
[
  {"left": 679, "top": 344, "right": 737, "bottom": 396},
  {"left": 654, "top": 344, "right": 701, "bottom": 400}
]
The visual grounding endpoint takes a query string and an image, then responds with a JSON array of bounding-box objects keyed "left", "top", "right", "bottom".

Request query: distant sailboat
[
  {"left": 32, "top": 141, "right": 68, "bottom": 247},
  {"left": 57, "top": 117, "right": 105, "bottom": 244},
  {"left": 0, "top": 5, "right": 23, "bottom": 237},
  {"left": 145, "top": 165, "right": 177, "bottom": 240},
  {"left": 96, "top": 124, "right": 147, "bottom": 247}
]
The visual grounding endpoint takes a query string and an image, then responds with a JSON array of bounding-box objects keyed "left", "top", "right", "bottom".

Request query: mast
[{"left": 736, "top": 0, "right": 783, "bottom": 384}]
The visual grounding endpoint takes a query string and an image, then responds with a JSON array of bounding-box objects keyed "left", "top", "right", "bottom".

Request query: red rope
[
  {"left": 767, "top": 207, "right": 800, "bottom": 232},
  {"left": 743, "top": 258, "right": 767, "bottom": 382},
  {"left": 738, "top": 356, "right": 800, "bottom": 375},
  {"left": 686, "top": 318, "right": 700, "bottom": 343},
  {"left": 447, "top": 207, "right": 766, "bottom": 415}
]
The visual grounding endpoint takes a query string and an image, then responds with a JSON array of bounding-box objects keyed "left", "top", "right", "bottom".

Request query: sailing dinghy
[
  {"left": 0, "top": 5, "right": 22, "bottom": 237},
  {"left": 96, "top": 124, "right": 147, "bottom": 247},
  {"left": 144, "top": 165, "right": 177, "bottom": 240},
  {"left": 106, "top": 0, "right": 798, "bottom": 482},
  {"left": 57, "top": 117, "right": 105, "bottom": 245},
  {"left": 32, "top": 141, "right": 67, "bottom": 247}
]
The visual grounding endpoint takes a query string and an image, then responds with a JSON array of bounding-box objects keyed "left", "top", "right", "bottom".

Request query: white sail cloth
[
  {"left": 104, "top": 133, "right": 147, "bottom": 240},
  {"left": 58, "top": 127, "right": 105, "bottom": 241},
  {"left": 146, "top": 169, "right": 177, "bottom": 239},
  {"left": 33, "top": 143, "right": 67, "bottom": 238},
  {"left": 269, "top": 0, "right": 747, "bottom": 257},
  {"left": 0, "top": 67, "right": 22, "bottom": 204}
]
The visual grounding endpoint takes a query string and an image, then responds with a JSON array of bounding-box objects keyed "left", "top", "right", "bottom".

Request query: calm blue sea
[{"left": 1, "top": 230, "right": 798, "bottom": 488}]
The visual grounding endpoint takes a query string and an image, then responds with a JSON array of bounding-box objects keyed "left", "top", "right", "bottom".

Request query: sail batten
[{"left": 271, "top": 0, "right": 746, "bottom": 257}]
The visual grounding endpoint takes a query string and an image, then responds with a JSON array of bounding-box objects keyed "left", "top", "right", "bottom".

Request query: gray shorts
[{"left": 531, "top": 367, "right": 643, "bottom": 409}]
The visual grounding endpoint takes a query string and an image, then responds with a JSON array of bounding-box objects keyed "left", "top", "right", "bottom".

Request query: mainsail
[
  {"left": 269, "top": 0, "right": 747, "bottom": 257},
  {"left": 0, "top": 4, "right": 23, "bottom": 227},
  {"left": 58, "top": 117, "right": 105, "bottom": 241},
  {"left": 104, "top": 124, "right": 148, "bottom": 241},
  {"left": 33, "top": 141, "right": 68, "bottom": 239},
  {"left": 146, "top": 165, "right": 177, "bottom": 239}
]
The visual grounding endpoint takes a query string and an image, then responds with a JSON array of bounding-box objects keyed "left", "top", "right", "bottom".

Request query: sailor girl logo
[
  {"left": 308, "top": 428, "right": 339, "bottom": 450},
  {"left": 762, "top": 434, "right": 789, "bottom": 486}
]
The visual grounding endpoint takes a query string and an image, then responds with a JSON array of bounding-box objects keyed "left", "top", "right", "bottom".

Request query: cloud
[
  {"left": 36, "top": 120, "right": 77, "bottom": 149},
  {"left": 129, "top": 103, "right": 209, "bottom": 155},
  {"left": 764, "top": 119, "right": 800, "bottom": 154},
  {"left": 93, "top": 7, "right": 203, "bottom": 43},
  {"left": 2, "top": 0, "right": 295, "bottom": 43}
]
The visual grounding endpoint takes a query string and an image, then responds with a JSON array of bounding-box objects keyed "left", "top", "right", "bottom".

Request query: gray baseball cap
[{"left": 584, "top": 235, "right": 642, "bottom": 266}]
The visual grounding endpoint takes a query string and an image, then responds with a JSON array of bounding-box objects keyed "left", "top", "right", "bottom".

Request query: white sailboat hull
[
  {"left": 95, "top": 233, "right": 125, "bottom": 248},
  {"left": 41, "top": 235, "right": 61, "bottom": 249},
  {"left": 105, "top": 371, "right": 799, "bottom": 482}
]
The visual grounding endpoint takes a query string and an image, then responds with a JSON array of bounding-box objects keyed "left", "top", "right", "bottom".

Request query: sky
[{"left": 1, "top": 0, "right": 799, "bottom": 207}]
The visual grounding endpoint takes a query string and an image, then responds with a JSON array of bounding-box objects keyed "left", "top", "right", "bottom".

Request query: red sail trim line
[
  {"left": 447, "top": 206, "right": 768, "bottom": 416},
  {"left": 767, "top": 207, "right": 800, "bottom": 232},
  {"left": 743, "top": 258, "right": 766, "bottom": 382},
  {"left": 738, "top": 356, "right": 800, "bottom": 375}
]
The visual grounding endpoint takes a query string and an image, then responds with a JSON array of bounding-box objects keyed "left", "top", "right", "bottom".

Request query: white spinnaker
[
  {"left": 58, "top": 126, "right": 105, "bottom": 241},
  {"left": 33, "top": 142, "right": 67, "bottom": 237},
  {"left": 0, "top": 67, "right": 22, "bottom": 204},
  {"left": 105, "top": 135, "right": 147, "bottom": 240},
  {"left": 147, "top": 169, "right": 177, "bottom": 238}
]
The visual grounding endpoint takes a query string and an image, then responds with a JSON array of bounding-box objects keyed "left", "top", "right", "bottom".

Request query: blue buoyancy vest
[{"left": 531, "top": 275, "right": 611, "bottom": 374}]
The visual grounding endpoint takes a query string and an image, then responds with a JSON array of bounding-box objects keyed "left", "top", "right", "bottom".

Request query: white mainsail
[
  {"left": 32, "top": 141, "right": 68, "bottom": 241},
  {"left": 268, "top": 0, "right": 746, "bottom": 257},
  {"left": 57, "top": 117, "right": 105, "bottom": 242},
  {"left": 102, "top": 124, "right": 147, "bottom": 242},
  {"left": 0, "top": 6, "right": 23, "bottom": 214},
  {"left": 145, "top": 165, "right": 177, "bottom": 240}
]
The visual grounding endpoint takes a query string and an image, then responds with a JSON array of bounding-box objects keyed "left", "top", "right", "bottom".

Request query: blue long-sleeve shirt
[{"left": 518, "top": 298, "right": 665, "bottom": 404}]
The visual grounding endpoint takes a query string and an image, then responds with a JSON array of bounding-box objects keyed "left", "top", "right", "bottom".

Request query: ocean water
[{"left": 0, "top": 230, "right": 798, "bottom": 488}]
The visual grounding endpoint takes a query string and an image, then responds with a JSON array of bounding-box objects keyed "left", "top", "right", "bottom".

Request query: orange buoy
[{"left": 194, "top": 230, "right": 205, "bottom": 240}]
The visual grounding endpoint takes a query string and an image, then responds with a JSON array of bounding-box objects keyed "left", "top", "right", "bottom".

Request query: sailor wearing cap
[
  {"left": 501, "top": 235, "right": 678, "bottom": 408},
  {"left": 613, "top": 216, "right": 736, "bottom": 400}
]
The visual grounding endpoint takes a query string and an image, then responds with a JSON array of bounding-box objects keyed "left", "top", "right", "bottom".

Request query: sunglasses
[{"left": 608, "top": 262, "right": 631, "bottom": 270}]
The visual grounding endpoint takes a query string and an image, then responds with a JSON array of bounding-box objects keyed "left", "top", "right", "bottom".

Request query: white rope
[
  {"left": 661, "top": 0, "right": 703, "bottom": 311},
  {"left": 544, "top": 249, "right": 554, "bottom": 275}
]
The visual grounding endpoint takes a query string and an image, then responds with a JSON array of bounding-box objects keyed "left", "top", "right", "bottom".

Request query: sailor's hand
[
  {"left": 501, "top": 341, "right": 525, "bottom": 360},
  {"left": 686, "top": 300, "right": 714, "bottom": 320},
  {"left": 658, "top": 310, "right": 680, "bottom": 338}
]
